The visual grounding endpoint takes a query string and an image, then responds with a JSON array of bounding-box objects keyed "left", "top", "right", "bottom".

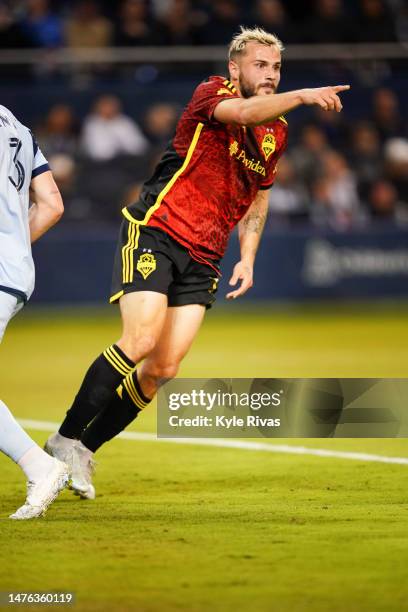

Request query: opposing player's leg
[
  {"left": 78, "top": 304, "right": 206, "bottom": 455},
  {"left": 0, "top": 291, "right": 69, "bottom": 519}
]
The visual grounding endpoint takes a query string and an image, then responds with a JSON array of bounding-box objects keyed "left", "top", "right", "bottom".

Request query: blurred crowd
[
  {"left": 269, "top": 88, "right": 408, "bottom": 230},
  {"left": 35, "top": 94, "right": 180, "bottom": 222},
  {"left": 0, "top": 0, "right": 407, "bottom": 50},
  {"left": 34, "top": 85, "right": 408, "bottom": 230},
  {"left": 3, "top": 0, "right": 407, "bottom": 232},
  {"left": 270, "top": 85, "right": 408, "bottom": 230}
]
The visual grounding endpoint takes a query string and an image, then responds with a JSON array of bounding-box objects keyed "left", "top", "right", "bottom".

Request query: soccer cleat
[
  {"left": 9, "top": 459, "right": 69, "bottom": 520},
  {"left": 44, "top": 432, "right": 76, "bottom": 474},
  {"left": 70, "top": 443, "right": 96, "bottom": 500},
  {"left": 45, "top": 434, "right": 95, "bottom": 500}
]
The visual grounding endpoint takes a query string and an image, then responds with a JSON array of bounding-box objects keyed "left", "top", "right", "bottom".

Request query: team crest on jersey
[
  {"left": 261, "top": 133, "right": 276, "bottom": 161},
  {"left": 136, "top": 253, "right": 156, "bottom": 280}
]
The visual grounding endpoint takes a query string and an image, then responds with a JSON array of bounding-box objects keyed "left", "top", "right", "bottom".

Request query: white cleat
[
  {"left": 71, "top": 443, "right": 96, "bottom": 500},
  {"left": 9, "top": 459, "right": 69, "bottom": 520},
  {"left": 44, "top": 432, "right": 75, "bottom": 473},
  {"left": 45, "top": 432, "right": 96, "bottom": 500}
]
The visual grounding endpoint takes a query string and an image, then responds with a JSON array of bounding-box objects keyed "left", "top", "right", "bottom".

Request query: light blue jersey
[{"left": 0, "top": 105, "right": 49, "bottom": 302}]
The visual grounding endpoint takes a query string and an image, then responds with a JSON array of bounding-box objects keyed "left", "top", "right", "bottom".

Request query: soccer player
[
  {"left": 45, "top": 27, "right": 349, "bottom": 499},
  {"left": 0, "top": 104, "right": 69, "bottom": 519}
]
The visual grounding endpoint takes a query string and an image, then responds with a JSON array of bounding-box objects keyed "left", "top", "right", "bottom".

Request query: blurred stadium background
[
  {"left": 1, "top": 1, "right": 408, "bottom": 611},
  {"left": 0, "top": 0, "right": 407, "bottom": 303}
]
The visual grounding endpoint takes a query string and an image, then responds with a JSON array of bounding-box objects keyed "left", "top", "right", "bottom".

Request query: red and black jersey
[{"left": 123, "top": 75, "right": 288, "bottom": 262}]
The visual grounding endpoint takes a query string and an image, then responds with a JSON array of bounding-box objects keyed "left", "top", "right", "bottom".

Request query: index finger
[
  {"left": 226, "top": 284, "right": 245, "bottom": 299},
  {"left": 332, "top": 85, "right": 350, "bottom": 93},
  {"left": 226, "top": 288, "right": 241, "bottom": 299},
  {"left": 228, "top": 279, "right": 252, "bottom": 299}
]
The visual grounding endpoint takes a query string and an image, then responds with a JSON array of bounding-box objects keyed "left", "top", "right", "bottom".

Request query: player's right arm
[
  {"left": 214, "top": 85, "right": 350, "bottom": 127},
  {"left": 28, "top": 171, "right": 64, "bottom": 243}
]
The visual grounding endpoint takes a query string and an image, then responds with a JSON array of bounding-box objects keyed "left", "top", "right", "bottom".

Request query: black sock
[
  {"left": 80, "top": 370, "right": 151, "bottom": 452},
  {"left": 59, "top": 344, "right": 135, "bottom": 439}
]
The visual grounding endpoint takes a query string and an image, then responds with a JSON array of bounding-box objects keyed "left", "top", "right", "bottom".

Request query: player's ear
[{"left": 228, "top": 59, "right": 239, "bottom": 82}]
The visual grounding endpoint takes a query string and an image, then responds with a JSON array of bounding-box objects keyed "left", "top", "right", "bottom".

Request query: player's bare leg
[
  {"left": 46, "top": 291, "right": 168, "bottom": 498},
  {"left": 116, "top": 291, "right": 168, "bottom": 362},
  {"left": 138, "top": 304, "right": 206, "bottom": 397}
]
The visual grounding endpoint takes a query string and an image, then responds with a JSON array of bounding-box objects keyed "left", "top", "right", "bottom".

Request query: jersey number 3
[{"left": 9, "top": 137, "right": 25, "bottom": 192}]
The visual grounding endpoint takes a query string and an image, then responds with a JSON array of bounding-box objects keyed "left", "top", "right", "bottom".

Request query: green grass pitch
[{"left": 1, "top": 303, "right": 408, "bottom": 612}]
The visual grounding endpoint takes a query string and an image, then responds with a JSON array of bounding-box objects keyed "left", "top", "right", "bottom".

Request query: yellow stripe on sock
[
  {"left": 106, "top": 347, "right": 131, "bottom": 376},
  {"left": 128, "top": 375, "right": 148, "bottom": 407},
  {"left": 103, "top": 348, "right": 129, "bottom": 376},
  {"left": 109, "top": 346, "right": 133, "bottom": 374},
  {"left": 123, "top": 377, "right": 145, "bottom": 410}
]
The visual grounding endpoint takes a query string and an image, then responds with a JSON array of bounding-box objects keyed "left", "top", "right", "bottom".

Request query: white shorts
[{"left": 0, "top": 290, "right": 24, "bottom": 344}]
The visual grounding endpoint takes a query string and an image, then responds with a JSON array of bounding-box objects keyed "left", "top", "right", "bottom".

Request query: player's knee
[
  {"left": 137, "top": 333, "right": 157, "bottom": 357},
  {"left": 144, "top": 361, "right": 179, "bottom": 382},
  {"left": 159, "top": 363, "right": 179, "bottom": 380},
  {"left": 120, "top": 332, "right": 157, "bottom": 362}
]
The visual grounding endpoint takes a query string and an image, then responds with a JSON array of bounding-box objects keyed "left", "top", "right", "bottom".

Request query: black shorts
[{"left": 110, "top": 221, "right": 221, "bottom": 308}]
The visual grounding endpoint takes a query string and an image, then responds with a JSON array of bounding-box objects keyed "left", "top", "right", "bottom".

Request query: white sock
[{"left": 18, "top": 445, "right": 55, "bottom": 483}]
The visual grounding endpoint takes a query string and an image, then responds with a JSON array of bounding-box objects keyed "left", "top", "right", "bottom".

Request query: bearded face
[
  {"left": 230, "top": 42, "right": 281, "bottom": 99},
  {"left": 238, "top": 74, "right": 277, "bottom": 99}
]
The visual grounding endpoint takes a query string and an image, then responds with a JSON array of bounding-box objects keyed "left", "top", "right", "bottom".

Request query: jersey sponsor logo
[
  {"left": 261, "top": 133, "right": 276, "bottom": 161},
  {"left": 229, "top": 139, "right": 266, "bottom": 177},
  {"left": 217, "top": 88, "right": 234, "bottom": 96},
  {"left": 136, "top": 253, "right": 157, "bottom": 280}
]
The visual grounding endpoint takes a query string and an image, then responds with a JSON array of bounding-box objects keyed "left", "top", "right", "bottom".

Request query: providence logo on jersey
[{"left": 229, "top": 139, "right": 267, "bottom": 176}]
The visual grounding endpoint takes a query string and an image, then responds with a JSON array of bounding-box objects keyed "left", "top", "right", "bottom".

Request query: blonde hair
[{"left": 228, "top": 26, "right": 284, "bottom": 60}]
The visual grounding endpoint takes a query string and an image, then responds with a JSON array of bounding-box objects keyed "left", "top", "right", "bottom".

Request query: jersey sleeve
[
  {"left": 259, "top": 121, "right": 288, "bottom": 190},
  {"left": 31, "top": 132, "right": 50, "bottom": 179},
  {"left": 188, "top": 78, "right": 240, "bottom": 123}
]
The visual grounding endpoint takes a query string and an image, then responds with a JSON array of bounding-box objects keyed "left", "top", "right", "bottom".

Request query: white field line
[{"left": 18, "top": 418, "right": 408, "bottom": 466}]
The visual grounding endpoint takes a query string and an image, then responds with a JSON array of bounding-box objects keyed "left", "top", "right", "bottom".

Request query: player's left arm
[
  {"left": 29, "top": 170, "right": 64, "bottom": 243},
  {"left": 226, "top": 189, "right": 269, "bottom": 299}
]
